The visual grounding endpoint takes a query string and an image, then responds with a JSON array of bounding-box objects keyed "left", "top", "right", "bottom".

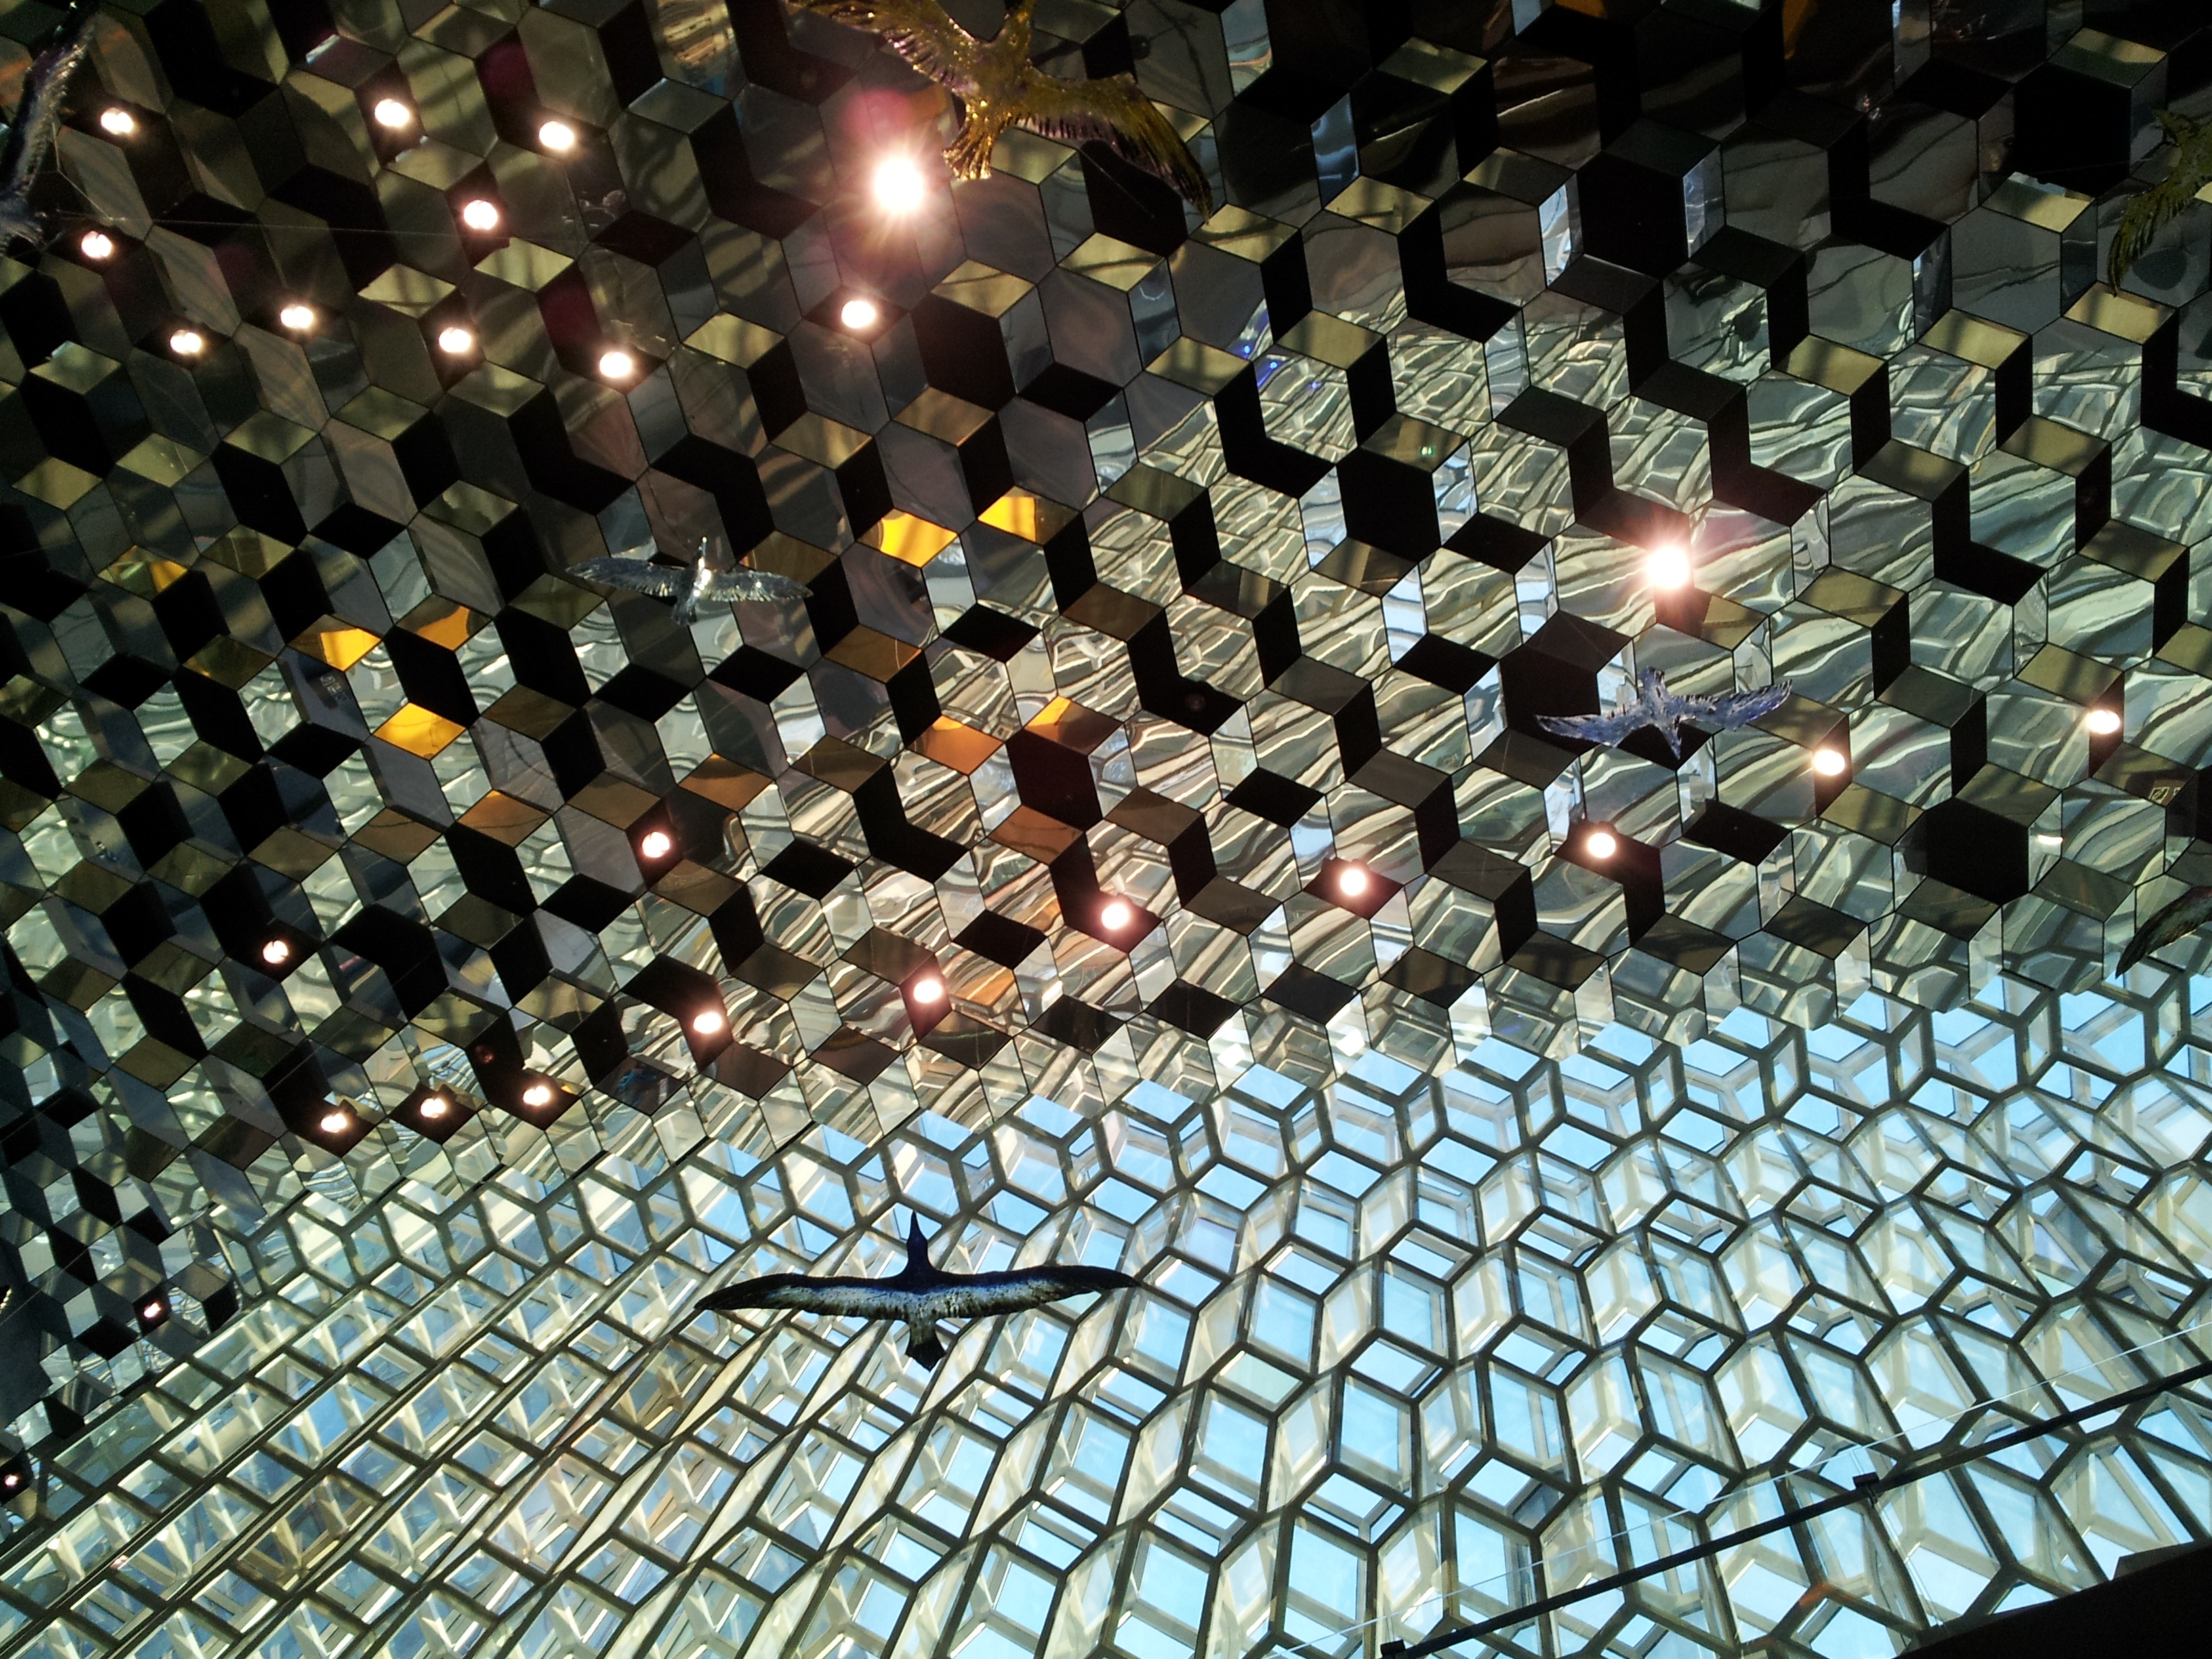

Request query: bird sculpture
[
  {"left": 790, "top": 0, "right": 1212, "bottom": 213},
  {"left": 2118, "top": 884, "right": 2212, "bottom": 972},
  {"left": 2108, "top": 110, "right": 2212, "bottom": 289},
  {"left": 697, "top": 1214, "right": 1140, "bottom": 1367},
  {"left": 569, "top": 536, "right": 811, "bottom": 624},
  {"left": 1536, "top": 668, "right": 1792, "bottom": 759},
  {"left": 0, "top": 1, "right": 100, "bottom": 251}
]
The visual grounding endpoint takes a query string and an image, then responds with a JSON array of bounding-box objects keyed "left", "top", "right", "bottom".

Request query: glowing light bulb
[
  {"left": 539, "top": 119, "right": 578, "bottom": 152},
  {"left": 100, "top": 107, "right": 136, "bottom": 137},
  {"left": 1099, "top": 899, "right": 1132, "bottom": 931},
  {"left": 691, "top": 1008, "right": 726, "bottom": 1037},
  {"left": 2085, "top": 706, "right": 2122, "bottom": 735},
  {"left": 459, "top": 198, "right": 501, "bottom": 231},
  {"left": 598, "top": 348, "right": 636, "bottom": 380},
  {"left": 437, "top": 325, "right": 475, "bottom": 354},
  {"left": 1585, "top": 827, "right": 1618, "bottom": 860},
  {"left": 139, "top": 1300, "right": 164, "bottom": 1322},
  {"left": 319, "top": 1109, "right": 350, "bottom": 1135},
  {"left": 3, "top": 1472, "right": 19, "bottom": 1490},
  {"left": 1647, "top": 544, "right": 1692, "bottom": 590},
  {"left": 372, "top": 98, "right": 413, "bottom": 129},
  {"left": 278, "top": 302, "right": 315, "bottom": 332},
  {"left": 79, "top": 230, "right": 114, "bottom": 260},
  {"left": 169, "top": 329, "right": 206, "bottom": 358},
  {"left": 1337, "top": 865, "right": 1370, "bottom": 898},
  {"left": 839, "top": 296, "right": 880, "bottom": 331},
  {"left": 522, "top": 1083, "right": 554, "bottom": 1108},
  {"left": 912, "top": 977, "right": 945, "bottom": 1006},
  {"left": 420, "top": 1094, "right": 450, "bottom": 1120},
  {"left": 260, "top": 938, "right": 291, "bottom": 966},
  {"left": 872, "top": 157, "right": 926, "bottom": 212},
  {"left": 1811, "top": 747, "right": 1847, "bottom": 777},
  {"left": 638, "top": 829, "right": 673, "bottom": 860}
]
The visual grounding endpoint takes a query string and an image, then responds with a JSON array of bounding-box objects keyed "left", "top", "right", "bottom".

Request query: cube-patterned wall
[{"left": 8, "top": 0, "right": 2212, "bottom": 1655}]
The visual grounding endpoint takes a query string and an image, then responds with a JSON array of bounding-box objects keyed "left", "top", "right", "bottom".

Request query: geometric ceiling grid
[{"left": 5, "top": 0, "right": 2212, "bottom": 1654}]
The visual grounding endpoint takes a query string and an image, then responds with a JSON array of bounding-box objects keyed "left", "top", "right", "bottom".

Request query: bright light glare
[
  {"left": 459, "top": 198, "right": 501, "bottom": 231},
  {"left": 2085, "top": 706, "right": 2122, "bottom": 735},
  {"left": 1647, "top": 544, "right": 1692, "bottom": 590},
  {"left": 638, "top": 830, "right": 673, "bottom": 860},
  {"left": 169, "top": 329, "right": 205, "bottom": 357},
  {"left": 372, "top": 98, "right": 412, "bottom": 129},
  {"left": 840, "top": 297, "right": 880, "bottom": 331},
  {"left": 1585, "top": 828, "right": 1619, "bottom": 859},
  {"left": 539, "top": 119, "right": 578, "bottom": 152},
  {"left": 278, "top": 303, "right": 315, "bottom": 331},
  {"left": 436, "top": 325, "right": 475, "bottom": 355},
  {"left": 79, "top": 230, "right": 114, "bottom": 260},
  {"left": 872, "top": 157, "right": 926, "bottom": 212},
  {"left": 1811, "top": 747, "right": 1847, "bottom": 777},
  {"left": 100, "top": 107, "right": 136, "bottom": 137},
  {"left": 139, "top": 1301, "right": 164, "bottom": 1322},
  {"left": 912, "top": 977, "right": 945, "bottom": 1006},
  {"left": 319, "top": 1109, "right": 350, "bottom": 1135},
  {"left": 522, "top": 1084, "right": 554, "bottom": 1108},
  {"left": 420, "top": 1094, "right": 451, "bottom": 1120},
  {"left": 1337, "top": 865, "right": 1370, "bottom": 898},
  {"left": 598, "top": 348, "right": 636, "bottom": 380},
  {"left": 260, "top": 938, "right": 291, "bottom": 966},
  {"left": 691, "top": 1008, "right": 726, "bottom": 1037},
  {"left": 1099, "top": 899, "right": 1133, "bottom": 931}
]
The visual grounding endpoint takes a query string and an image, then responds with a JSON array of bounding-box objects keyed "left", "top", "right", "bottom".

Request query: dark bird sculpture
[
  {"left": 0, "top": 1, "right": 99, "bottom": 250},
  {"left": 697, "top": 1214, "right": 1139, "bottom": 1367},
  {"left": 569, "top": 536, "right": 810, "bottom": 624},
  {"left": 2109, "top": 110, "right": 2212, "bottom": 289},
  {"left": 1536, "top": 668, "right": 1792, "bottom": 759},
  {"left": 2118, "top": 884, "right": 2212, "bottom": 972},
  {"left": 792, "top": 0, "right": 1212, "bottom": 213}
]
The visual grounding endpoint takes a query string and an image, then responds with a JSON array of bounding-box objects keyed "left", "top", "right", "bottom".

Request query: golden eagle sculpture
[
  {"left": 2108, "top": 110, "right": 2212, "bottom": 289},
  {"left": 792, "top": 0, "right": 1213, "bottom": 213}
]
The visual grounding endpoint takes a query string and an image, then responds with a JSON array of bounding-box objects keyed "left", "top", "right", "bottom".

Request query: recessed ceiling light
[
  {"left": 912, "top": 976, "right": 945, "bottom": 1006},
  {"left": 79, "top": 230, "right": 114, "bottom": 260},
  {"left": 840, "top": 297, "right": 880, "bottom": 331},
  {"left": 2085, "top": 706, "right": 2121, "bottom": 735},
  {"left": 459, "top": 198, "right": 501, "bottom": 231},
  {"left": 691, "top": 1008, "right": 726, "bottom": 1037},
  {"left": 1099, "top": 899, "right": 1132, "bottom": 931},
  {"left": 598, "top": 348, "right": 636, "bottom": 380},
  {"left": 872, "top": 157, "right": 926, "bottom": 212},
  {"left": 169, "top": 329, "right": 206, "bottom": 358},
  {"left": 1647, "top": 545, "right": 1692, "bottom": 590},
  {"left": 436, "top": 325, "right": 475, "bottom": 354},
  {"left": 539, "top": 119, "right": 578, "bottom": 152},
  {"left": 1337, "top": 865, "right": 1370, "bottom": 898},
  {"left": 278, "top": 303, "right": 315, "bottom": 332},
  {"left": 99, "top": 107, "right": 136, "bottom": 137},
  {"left": 319, "top": 1109, "right": 351, "bottom": 1135},
  {"left": 138, "top": 1300, "right": 164, "bottom": 1322},
  {"left": 1811, "top": 747, "right": 1847, "bottom": 777},
  {"left": 372, "top": 98, "right": 412, "bottom": 129},
  {"left": 638, "top": 829, "right": 673, "bottom": 861},
  {"left": 260, "top": 938, "right": 291, "bottom": 966},
  {"left": 419, "top": 1094, "right": 450, "bottom": 1120},
  {"left": 1585, "top": 827, "right": 1618, "bottom": 859},
  {"left": 522, "top": 1083, "right": 554, "bottom": 1108}
]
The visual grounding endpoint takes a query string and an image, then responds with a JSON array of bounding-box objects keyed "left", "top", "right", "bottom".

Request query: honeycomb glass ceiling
[{"left": 10, "top": 0, "right": 2212, "bottom": 1655}]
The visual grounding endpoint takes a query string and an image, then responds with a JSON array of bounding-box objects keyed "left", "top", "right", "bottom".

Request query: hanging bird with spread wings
[
  {"left": 697, "top": 1214, "right": 1140, "bottom": 1368},
  {"left": 0, "top": 1, "right": 100, "bottom": 251},
  {"left": 790, "top": 0, "right": 1212, "bottom": 213},
  {"left": 1536, "top": 668, "right": 1792, "bottom": 760},
  {"left": 569, "top": 536, "right": 811, "bottom": 624},
  {"left": 2108, "top": 110, "right": 2212, "bottom": 289},
  {"left": 2118, "top": 884, "right": 2212, "bottom": 972}
]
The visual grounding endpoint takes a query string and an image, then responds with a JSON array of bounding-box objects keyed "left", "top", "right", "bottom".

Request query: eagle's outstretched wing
[
  {"left": 697, "top": 1273, "right": 918, "bottom": 1320},
  {"left": 701, "top": 569, "right": 813, "bottom": 602},
  {"left": 2110, "top": 112, "right": 2212, "bottom": 289},
  {"left": 0, "top": 3, "right": 98, "bottom": 226},
  {"left": 788, "top": 0, "right": 983, "bottom": 94},
  {"left": 570, "top": 556, "right": 690, "bottom": 598},
  {"left": 1536, "top": 708, "right": 1651, "bottom": 747},
  {"left": 2119, "top": 884, "right": 2212, "bottom": 972},
  {"left": 1674, "top": 682, "right": 1792, "bottom": 732},
  {"left": 1010, "top": 65, "right": 1213, "bottom": 213},
  {"left": 929, "top": 1264, "right": 1141, "bottom": 1319}
]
